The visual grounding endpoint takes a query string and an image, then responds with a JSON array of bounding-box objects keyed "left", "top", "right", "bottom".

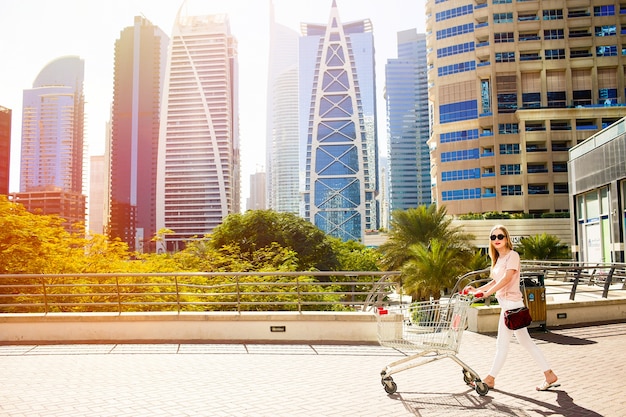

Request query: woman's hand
[{"left": 460, "top": 285, "right": 475, "bottom": 295}]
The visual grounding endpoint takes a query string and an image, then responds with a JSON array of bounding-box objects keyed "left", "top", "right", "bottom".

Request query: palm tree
[
  {"left": 401, "top": 239, "right": 471, "bottom": 300},
  {"left": 378, "top": 204, "right": 476, "bottom": 297},
  {"left": 517, "top": 233, "right": 570, "bottom": 260}
]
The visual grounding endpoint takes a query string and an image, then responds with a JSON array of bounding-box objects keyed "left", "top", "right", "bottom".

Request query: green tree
[
  {"left": 209, "top": 210, "right": 339, "bottom": 271},
  {"left": 517, "top": 233, "right": 570, "bottom": 260},
  {"left": 377, "top": 204, "right": 475, "bottom": 296}
]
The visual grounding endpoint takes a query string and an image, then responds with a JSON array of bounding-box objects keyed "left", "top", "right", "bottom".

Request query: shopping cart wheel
[
  {"left": 381, "top": 377, "right": 397, "bottom": 394},
  {"left": 475, "top": 381, "right": 489, "bottom": 396}
]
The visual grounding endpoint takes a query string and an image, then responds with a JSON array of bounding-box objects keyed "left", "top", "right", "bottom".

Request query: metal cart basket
[{"left": 378, "top": 293, "right": 490, "bottom": 396}]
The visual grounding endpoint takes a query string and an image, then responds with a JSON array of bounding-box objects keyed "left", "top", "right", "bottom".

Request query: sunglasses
[{"left": 490, "top": 234, "right": 506, "bottom": 241}]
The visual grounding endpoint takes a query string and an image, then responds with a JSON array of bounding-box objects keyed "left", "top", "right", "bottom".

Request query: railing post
[
  {"left": 570, "top": 267, "right": 582, "bottom": 300},
  {"left": 41, "top": 276, "right": 48, "bottom": 314},
  {"left": 115, "top": 275, "right": 121, "bottom": 314},
  {"left": 236, "top": 275, "right": 241, "bottom": 313},
  {"left": 175, "top": 275, "right": 181, "bottom": 313},
  {"left": 297, "top": 276, "right": 301, "bottom": 313},
  {"left": 602, "top": 266, "right": 615, "bottom": 298}
]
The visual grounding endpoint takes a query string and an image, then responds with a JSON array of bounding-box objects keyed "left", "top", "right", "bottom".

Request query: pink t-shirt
[{"left": 491, "top": 250, "right": 523, "bottom": 301}]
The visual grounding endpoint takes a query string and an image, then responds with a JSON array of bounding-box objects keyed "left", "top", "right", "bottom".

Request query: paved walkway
[{"left": 0, "top": 321, "right": 624, "bottom": 416}]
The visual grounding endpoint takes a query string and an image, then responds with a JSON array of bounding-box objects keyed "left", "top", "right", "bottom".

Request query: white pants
[{"left": 488, "top": 298, "right": 551, "bottom": 377}]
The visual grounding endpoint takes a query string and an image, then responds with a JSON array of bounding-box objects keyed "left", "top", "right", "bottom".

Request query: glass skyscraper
[
  {"left": 385, "top": 29, "right": 431, "bottom": 217},
  {"left": 300, "top": 0, "right": 379, "bottom": 241},
  {"left": 266, "top": 2, "right": 300, "bottom": 214},
  {"left": 156, "top": 6, "right": 240, "bottom": 252},
  {"left": 109, "top": 16, "right": 168, "bottom": 252},
  {"left": 17, "top": 56, "right": 86, "bottom": 230}
]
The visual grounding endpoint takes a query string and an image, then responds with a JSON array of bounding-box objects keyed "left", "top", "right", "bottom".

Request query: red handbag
[{"left": 504, "top": 306, "right": 532, "bottom": 330}]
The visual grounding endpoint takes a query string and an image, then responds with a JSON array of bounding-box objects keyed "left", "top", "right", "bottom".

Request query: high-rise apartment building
[
  {"left": 89, "top": 155, "right": 106, "bottom": 235},
  {"left": 300, "top": 0, "right": 379, "bottom": 241},
  {"left": 0, "top": 106, "right": 11, "bottom": 195},
  {"left": 266, "top": 1, "right": 300, "bottom": 214},
  {"left": 109, "top": 16, "right": 168, "bottom": 252},
  {"left": 427, "top": 1, "right": 626, "bottom": 216},
  {"left": 385, "top": 30, "right": 431, "bottom": 216},
  {"left": 16, "top": 56, "right": 86, "bottom": 230},
  {"left": 156, "top": 7, "right": 240, "bottom": 252}
]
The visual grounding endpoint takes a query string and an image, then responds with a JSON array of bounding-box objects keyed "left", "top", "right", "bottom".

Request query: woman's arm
[{"left": 480, "top": 268, "right": 516, "bottom": 298}]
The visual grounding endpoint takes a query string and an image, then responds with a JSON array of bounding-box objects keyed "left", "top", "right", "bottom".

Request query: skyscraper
[
  {"left": 16, "top": 56, "right": 86, "bottom": 230},
  {"left": 0, "top": 106, "right": 10, "bottom": 195},
  {"left": 385, "top": 29, "right": 431, "bottom": 217},
  {"left": 156, "top": 5, "right": 240, "bottom": 252},
  {"left": 266, "top": 1, "right": 300, "bottom": 214},
  {"left": 427, "top": 1, "right": 625, "bottom": 216},
  {"left": 108, "top": 16, "right": 168, "bottom": 252},
  {"left": 300, "top": 0, "right": 379, "bottom": 241}
]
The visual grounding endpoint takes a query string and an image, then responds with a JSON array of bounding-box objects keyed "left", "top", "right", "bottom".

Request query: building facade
[
  {"left": 266, "top": 1, "right": 300, "bottom": 214},
  {"left": 426, "top": 1, "right": 626, "bottom": 216},
  {"left": 569, "top": 117, "right": 626, "bottom": 263},
  {"left": 385, "top": 29, "right": 431, "bottom": 217},
  {"left": 0, "top": 106, "right": 10, "bottom": 195},
  {"left": 246, "top": 171, "right": 267, "bottom": 211},
  {"left": 108, "top": 16, "right": 168, "bottom": 252},
  {"left": 300, "top": 0, "right": 379, "bottom": 241},
  {"left": 17, "top": 56, "right": 86, "bottom": 231},
  {"left": 89, "top": 155, "right": 106, "bottom": 235},
  {"left": 156, "top": 8, "right": 240, "bottom": 252}
]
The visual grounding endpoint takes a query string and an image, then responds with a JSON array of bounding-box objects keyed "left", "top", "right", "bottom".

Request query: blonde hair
[{"left": 488, "top": 224, "right": 513, "bottom": 268}]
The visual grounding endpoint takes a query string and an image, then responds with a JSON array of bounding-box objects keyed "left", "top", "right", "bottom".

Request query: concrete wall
[{"left": 0, "top": 312, "right": 379, "bottom": 344}]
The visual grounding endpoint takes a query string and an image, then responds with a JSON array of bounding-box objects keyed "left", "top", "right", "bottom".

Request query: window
[
  {"left": 522, "top": 92, "right": 541, "bottom": 108},
  {"left": 545, "top": 49, "right": 565, "bottom": 59},
  {"left": 553, "top": 162, "right": 568, "bottom": 172},
  {"left": 518, "top": 13, "right": 538, "bottom": 21},
  {"left": 527, "top": 164, "right": 548, "bottom": 173},
  {"left": 438, "top": 61, "right": 476, "bottom": 77},
  {"left": 551, "top": 121, "right": 571, "bottom": 130},
  {"left": 500, "top": 164, "right": 521, "bottom": 175},
  {"left": 520, "top": 52, "right": 541, "bottom": 61},
  {"left": 439, "top": 100, "right": 478, "bottom": 124},
  {"left": 436, "top": 23, "right": 474, "bottom": 40},
  {"left": 441, "top": 168, "right": 481, "bottom": 182},
  {"left": 525, "top": 122, "right": 545, "bottom": 131},
  {"left": 573, "top": 90, "right": 592, "bottom": 106},
  {"left": 437, "top": 42, "right": 475, "bottom": 58},
  {"left": 544, "top": 29, "right": 564, "bottom": 40},
  {"left": 570, "top": 49, "right": 592, "bottom": 58},
  {"left": 519, "top": 32, "right": 540, "bottom": 41},
  {"left": 569, "top": 29, "right": 591, "bottom": 38},
  {"left": 528, "top": 184, "right": 549, "bottom": 194},
  {"left": 441, "top": 188, "right": 481, "bottom": 201},
  {"left": 495, "top": 32, "right": 515, "bottom": 43},
  {"left": 441, "top": 148, "right": 480, "bottom": 162},
  {"left": 498, "top": 124, "right": 519, "bottom": 134},
  {"left": 597, "top": 46, "right": 618, "bottom": 56},
  {"left": 547, "top": 91, "right": 566, "bottom": 108},
  {"left": 543, "top": 9, "right": 563, "bottom": 20},
  {"left": 495, "top": 52, "right": 515, "bottom": 62},
  {"left": 595, "top": 25, "right": 616, "bottom": 36},
  {"left": 599, "top": 88, "right": 617, "bottom": 104},
  {"left": 499, "top": 143, "right": 520, "bottom": 154},
  {"left": 552, "top": 142, "right": 570, "bottom": 152},
  {"left": 440, "top": 129, "right": 479, "bottom": 143},
  {"left": 494, "top": 13, "right": 513, "bottom": 23},
  {"left": 568, "top": 8, "right": 590, "bottom": 18},
  {"left": 501, "top": 185, "right": 522, "bottom": 196},
  {"left": 554, "top": 183, "right": 569, "bottom": 194},
  {"left": 435, "top": 5, "right": 473, "bottom": 21},
  {"left": 594, "top": 5, "right": 615, "bottom": 16},
  {"left": 527, "top": 144, "right": 547, "bottom": 152},
  {"left": 576, "top": 119, "right": 597, "bottom": 130},
  {"left": 480, "top": 79, "right": 491, "bottom": 114}
]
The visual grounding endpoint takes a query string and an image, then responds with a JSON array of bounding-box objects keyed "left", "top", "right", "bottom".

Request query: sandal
[{"left": 536, "top": 380, "right": 560, "bottom": 391}]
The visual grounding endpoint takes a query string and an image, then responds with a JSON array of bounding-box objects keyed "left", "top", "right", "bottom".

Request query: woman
[{"left": 466, "top": 225, "right": 559, "bottom": 391}]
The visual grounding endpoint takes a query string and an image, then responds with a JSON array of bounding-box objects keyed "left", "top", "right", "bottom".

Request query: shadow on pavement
[
  {"left": 391, "top": 388, "right": 602, "bottom": 417},
  {"left": 531, "top": 331, "right": 596, "bottom": 345}
]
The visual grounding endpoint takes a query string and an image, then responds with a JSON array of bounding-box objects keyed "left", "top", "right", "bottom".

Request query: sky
[{"left": 0, "top": 0, "right": 427, "bottom": 205}]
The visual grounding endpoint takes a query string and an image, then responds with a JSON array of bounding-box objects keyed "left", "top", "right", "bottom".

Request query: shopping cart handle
[{"left": 473, "top": 292, "right": 485, "bottom": 299}]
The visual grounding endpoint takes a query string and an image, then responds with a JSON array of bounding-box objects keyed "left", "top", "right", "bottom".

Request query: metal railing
[
  {"left": 0, "top": 271, "right": 400, "bottom": 314},
  {"left": 454, "top": 261, "right": 626, "bottom": 301}
]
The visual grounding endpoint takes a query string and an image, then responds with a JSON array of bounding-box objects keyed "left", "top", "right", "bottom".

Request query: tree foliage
[
  {"left": 377, "top": 204, "right": 476, "bottom": 299},
  {"left": 517, "top": 233, "right": 570, "bottom": 260},
  {"left": 208, "top": 210, "right": 340, "bottom": 271}
]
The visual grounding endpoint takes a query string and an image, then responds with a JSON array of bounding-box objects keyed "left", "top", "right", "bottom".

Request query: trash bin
[{"left": 522, "top": 273, "right": 546, "bottom": 330}]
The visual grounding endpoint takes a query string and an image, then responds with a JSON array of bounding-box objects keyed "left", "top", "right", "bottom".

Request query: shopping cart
[{"left": 377, "top": 293, "right": 490, "bottom": 396}]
